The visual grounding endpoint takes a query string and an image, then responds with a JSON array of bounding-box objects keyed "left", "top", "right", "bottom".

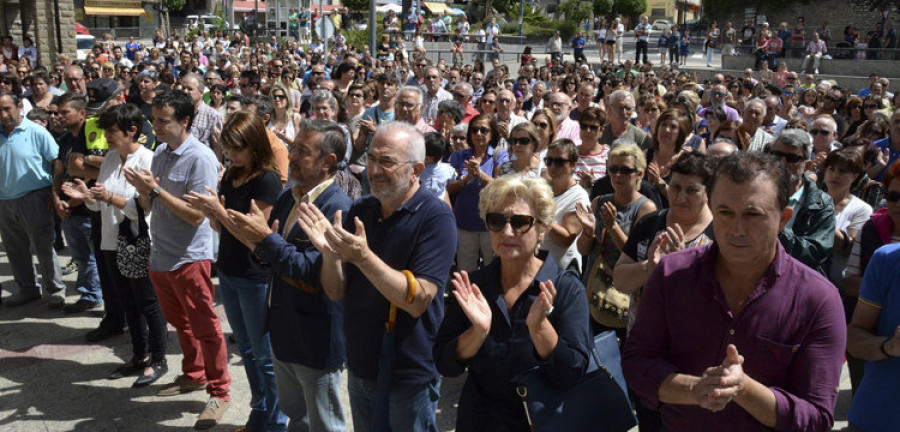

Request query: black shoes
[
  {"left": 133, "top": 360, "right": 168, "bottom": 387},
  {"left": 109, "top": 358, "right": 146, "bottom": 380},
  {"left": 64, "top": 298, "right": 103, "bottom": 315},
  {"left": 85, "top": 324, "right": 125, "bottom": 343}
]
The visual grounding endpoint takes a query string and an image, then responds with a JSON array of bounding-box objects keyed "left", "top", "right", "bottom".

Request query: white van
[{"left": 76, "top": 34, "right": 96, "bottom": 60}]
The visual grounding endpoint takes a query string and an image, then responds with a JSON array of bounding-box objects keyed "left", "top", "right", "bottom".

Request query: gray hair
[
  {"left": 373, "top": 121, "right": 425, "bottom": 164},
  {"left": 297, "top": 119, "right": 347, "bottom": 174},
  {"left": 182, "top": 73, "right": 204, "bottom": 92},
  {"left": 310, "top": 89, "right": 338, "bottom": 110},
  {"left": 397, "top": 85, "right": 424, "bottom": 106},
  {"left": 774, "top": 128, "right": 813, "bottom": 159},
  {"left": 451, "top": 123, "right": 468, "bottom": 135},
  {"left": 746, "top": 98, "right": 767, "bottom": 112},
  {"left": 453, "top": 82, "right": 473, "bottom": 98},
  {"left": 610, "top": 89, "right": 634, "bottom": 106},
  {"left": 610, "top": 138, "right": 636, "bottom": 149}
]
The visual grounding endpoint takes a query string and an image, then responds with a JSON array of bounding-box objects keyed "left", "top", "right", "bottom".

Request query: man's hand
[
  {"left": 692, "top": 344, "right": 745, "bottom": 412},
  {"left": 55, "top": 199, "right": 71, "bottom": 220},
  {"left": 296, "top": 202, "right": 338, "bottom": 257},
  {"left": 323, "top": 209, "right": 371, "bottom": 265},
  {"left": 123, "top": 167, "right": 159, "bottom": 195}
]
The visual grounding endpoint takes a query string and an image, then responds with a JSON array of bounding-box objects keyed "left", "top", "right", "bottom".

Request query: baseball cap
[{"left": 86, "top": 78, "right": 121, "bottom": 111}]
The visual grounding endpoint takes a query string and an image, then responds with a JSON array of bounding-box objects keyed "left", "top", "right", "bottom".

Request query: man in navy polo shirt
[{"left": 301, "top": 121, "right": 457, "bottom": 432}]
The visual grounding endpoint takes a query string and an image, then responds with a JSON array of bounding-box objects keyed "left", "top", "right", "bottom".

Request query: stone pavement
[{"left": 0, "top": 245, "right": 851, "bottom": 431}]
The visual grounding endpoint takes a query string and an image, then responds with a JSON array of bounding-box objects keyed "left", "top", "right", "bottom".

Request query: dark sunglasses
[
  {"left": 809, "top": 129, "right": 832, "bottom": 136},
  {"left": 544, "top": 157, "right": 573, "bottom": 167},
  {"left": 607, "top": 165, "right": 639, "bottom": 175},
  {"left": 864, "top": 104, "right": 879, "bottom": 109},
  {"left": 824, "top": 96, "right": 839, "bottom": 102},
  {"left": 485, "top": 213, "right": 536, "bottom": 234},
  {"left": 272, "top": 94, "right": 288, "bottom": 100},
  {"left": 580, "top": 124, "right": 601, "bottom": 132},
  {"left": 768, "top": 149, "right": 805, "bottom": 164},
  {"left": 47, "top": 111, "right": 59, "bottom": 116},
  {"left": 533, "top": 121, "right": 550, "bottom": 130},
  {"left": 782, "top": 92, "right": 795, "bottom": 97},
  {"left": 887, "top": 191, "right": 900, "bottom": 203},
  {"left": 711, "top": 91, "right": 727, "bottom": 98},
  {"left": 471, "top": 126, "right": 491, "bottom": 135},
  {"left": 509, "top": 137, "right": 532, "bottom": 146}
]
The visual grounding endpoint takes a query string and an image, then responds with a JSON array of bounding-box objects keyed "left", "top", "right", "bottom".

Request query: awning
[
  {"left": 84, "top": 6, "right": 146, "bottom": 16},
  {"left": 423, "top": 2, "right": 451, "bottom": 15},
  {"left": 233, "top": 0, "right": 266, "bottom": 13}
]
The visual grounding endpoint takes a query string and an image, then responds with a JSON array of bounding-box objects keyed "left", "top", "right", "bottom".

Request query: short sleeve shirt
[
  {"left": 342, "top": 188, "right": 458, "bottom": 387},
  {"left": 218, "top": 170, "right": 283, "bottom": 281},
  {"left": 0, "top": 118, "right": 57, "bottom": 199}
]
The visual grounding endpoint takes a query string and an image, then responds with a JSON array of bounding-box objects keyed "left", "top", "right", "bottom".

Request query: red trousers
[{"left": 150, "top": 260, "right": 230, "bottom": 399}]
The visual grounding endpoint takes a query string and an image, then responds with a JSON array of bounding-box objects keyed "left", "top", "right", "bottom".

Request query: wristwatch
[{"left": 148, "top": 185, "right": 162, "bottom": 200}]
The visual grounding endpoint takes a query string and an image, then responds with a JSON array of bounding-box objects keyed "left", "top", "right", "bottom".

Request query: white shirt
[
  {"left": 85, "top": 147, "right": 154, "bottom": 251},
  {"left": 541, "top": 183, "right": 590, "bottom": 270}
]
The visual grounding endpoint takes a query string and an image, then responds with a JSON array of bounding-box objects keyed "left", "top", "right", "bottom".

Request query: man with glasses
[
  {"left": 395, "top": 86, "right": 436, "bottom": 134},
  {"left": 495, "top": 89, "right": 527, "bottom": 145},
  {"left": 767, "top": 128, "right": 835, "bottom": 275},
  {"left": 406, "top": 59, "right": 429, "bottom": 88},
  {"left": 817, "top": 87, "right": 847, "bottom": 136},
  {"left": 298, "top": 121, "right": 456, "bottom": 432},
  {"left": 808, "top": 116, "right": 840, "bottom": 162},
  {"left": 477, "top": 88, "right": 498, "bottom": 115},
  {"left": 421, "top": 66, "right": 452, "bottom": 125},
  {"left": 549, "top": 92, "right": 581, "bottom": 144},
  {"left": 599, "top": 90, "right": 651, "bottom": 148},
  {"left": 470, "top": 72, "right": 485, "bottom": 101},
  {"left": 63, "top": 65, "right": 87, "bottom": 96},
  {"left": 239, "top": 70, "right": 261, "bottom": 97},
  {"left": 451, "top": 82, "right": 479, "bottom": 123},
  {"left": 699, "top": 82, "right": 740, "bottom": 121}
]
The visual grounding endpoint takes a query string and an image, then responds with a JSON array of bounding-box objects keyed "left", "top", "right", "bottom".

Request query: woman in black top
[{"left": 185, "top": 112, "right": 286, "bottom": 432}]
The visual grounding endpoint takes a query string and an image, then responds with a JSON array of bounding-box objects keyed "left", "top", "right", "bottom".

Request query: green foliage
[
  {"left": 614, "top": 0, "right": 647, "bottom": 18},
  {"left": 556, "top": 0, "right": 593, "bottom": 26},
  {"left": 344, "top": 26, "right": 384, "bottom": 52},
  {"left": 343, "top": 0, "right": 369, "bottom": 13},
  {"left": 166, "top": 0, "right": 186, "bottom": 12},
  {"left": 593, "top": 0, "right": 613, "bottom": 16}
]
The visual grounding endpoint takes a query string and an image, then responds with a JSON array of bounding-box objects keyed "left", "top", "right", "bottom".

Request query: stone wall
[{"left": 3, "top": 0, "right": 76, "bottom": 66}]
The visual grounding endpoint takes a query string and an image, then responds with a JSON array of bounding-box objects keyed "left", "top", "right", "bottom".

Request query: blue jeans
[
  {"left": 347, "top": 371, "right": 440, "bottom": 432},
  {"left": 219, "top": 273, "right": 287, "bottom": 432},
  {"left": 62, "top": 213, "right": 101, "bottom": 303},
  {"left": 273, "top": 357, "right": 346, "bottom": 432}
]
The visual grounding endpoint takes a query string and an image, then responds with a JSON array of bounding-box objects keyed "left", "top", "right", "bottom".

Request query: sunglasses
[
  {"left": 768, "top": 149, "right": 805, "bottom": 164},
  {"left": 809, "top": 129, "right": 832, "bottom": 136},
  {"left": 509, "top": 137, "right": 532, "bottom": 147},
  {"left": 887, "top": 191, "right": 900, "bottom": 203},
  {"left": 607, "top": 165, "right": 638, "bottom": 175},
  {"left": 533, "top": 122, "right": 550, "bottom": 130},
  {"left": 471, "top": 126, "right": 491, "bottom": 135},
  {"left": 864, "top": 104, "right": 879, "bottom": 109},
  {"left": 544, "top": 157, "right": 572, "bottom": 167},
  {"left": 580, "top": 124, "right": 601, "bottom": 132},
  {"left": 272, "top": 94, "right": 287, "bottom": 100},
  {"left": 485, "top": 213, "right": 536, "bottom": 234},
  {"left": 782, "top": 92, "right": 794, "bottom": 97},
  {"left": 47, "top": 111, "right": 59, "bottom": 116},
  {"left": 481, "top": 99, "right": 496, "bottom": 105}
]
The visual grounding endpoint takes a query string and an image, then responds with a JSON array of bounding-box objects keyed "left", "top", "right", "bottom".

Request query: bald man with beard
[{"left": 549, "top": 92, "right": 582, "bottom": 145}]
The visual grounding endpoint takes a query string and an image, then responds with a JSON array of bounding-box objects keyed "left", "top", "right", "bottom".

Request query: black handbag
[
  {"left": 116, "top": 199, "right": 151, "bottom": 279},
  {"left": 514, "top": 329, "right": 638, "bottom": 432}
]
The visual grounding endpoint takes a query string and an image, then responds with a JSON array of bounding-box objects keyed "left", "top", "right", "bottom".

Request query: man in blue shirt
[
  {"left": 0, "top": 90, "right": 66, "bottom": 307},
  {"left": 635, "top": 16, "right": 652, "bottom": 65},
  {"left": 872, "top": 110, "right": 900, "bottom": 182},
  {"left": 301, "top": 121, "right": 457, "bottom": 432},
  {"left": 571, "top": 31, "right": 587, "bottom": 64}
]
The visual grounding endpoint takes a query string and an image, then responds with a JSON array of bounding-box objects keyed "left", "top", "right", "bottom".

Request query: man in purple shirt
[{"left": 623, "top": 152, "right": 846, "bottom": 431}]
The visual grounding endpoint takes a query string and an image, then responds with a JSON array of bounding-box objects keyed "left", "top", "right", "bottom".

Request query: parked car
[
  {"left": 76, "top": 34, "right": 96, "bottom": 61},
  {"left": 651, "top": 19, "right": 673, "bottom": 31}
]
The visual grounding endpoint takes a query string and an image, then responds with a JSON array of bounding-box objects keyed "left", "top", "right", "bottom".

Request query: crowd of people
[{"left": 1, "top": 10, "right": 900, "bottom": 431}]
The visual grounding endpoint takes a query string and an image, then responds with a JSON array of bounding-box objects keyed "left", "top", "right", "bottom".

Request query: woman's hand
[
  {"left": 647, "top": 160, "right": 663, "bottom": 186},
  {"left": 451, "top": 271, "right": 492, "bottom": 335},
  {"left": 599, "top": 201, "right": 618, "bottom": 229},
  {"left": 662, "top": 223, "right": 685, "bottom": 254},
  {"left": 61, "top": 179, "right": 91, "bottom": 201},
  {"left": 575, "top": 202, "right": 596, "bottom": 233},
  {"left": 185, "top": 187, "right": 228, "bottom": 221},
  {"left": 526, "top": 279, "right": 557, "bottom": 329}
]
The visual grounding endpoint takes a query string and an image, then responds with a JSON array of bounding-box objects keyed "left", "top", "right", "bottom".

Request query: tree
[
  {"left": 343, "top": 0, "right": 368, "bottom": 12},
  {"left": 594, "top": 0, "right": 613, "bottom": 17},
  {"left": 557, "top": 0, "right": 593, "bottom": 26},
  {"left": 166, "top": 0, "right": 186, "bottom": 12},
  {"left": 614, "top": 0, "right": 647, "bottom": 19}
]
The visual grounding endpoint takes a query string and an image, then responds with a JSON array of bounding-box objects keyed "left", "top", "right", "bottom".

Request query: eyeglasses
[
  {"left": 498, "top": 98, "right": 513, "bottom": 104},
  {"left": 47, "top": 111, "right": 59, "bottom": 116},
  {"left": 711, "top": 91, "right": 727, "bottom": 98},
  {"left": 580, "top": 124, "right": 601, "bottom": 132},
  {"left": 611, "top": 104, "right": 634, "bottom": 112},
  {"left": 533, "top": 121, "right": 550, "bottom": 130},
  {"left": 608, "top": 165, "right": 639, "bottom": 175},
  {"left": 544, "top": 157, "right": 572, "bottom": 167},
  {"left": 349, "top": 92, "right": 364, "bottom": 98},
  {"left": 272, "top": 94, "right": 288, "bottom": 100},
  {"left": 864, "top": 104, "right": 879, "bottom": 110},
  {"left": 481, "top": 99, "right": 496, "bottom": 105},
  {"left": 782, "top": 92, "right": 794, "bottom": 97},
  {"left": 471, "top": 126, "right": 491, "bottom": 135},
  {"left": 809, "top": 128, "right": 832, "bottom": 136},
  {"left": 887, "top": 191, "right": 900, "bottom": 203},
  {"left": 485, "top": 213, "right": 536, "bottom": 234},
  {"left": 366, "top": 153, "right": 411, "bottom": 170},
  {"left": 768, "top": 149, "right": 805, "bottom": 164},
  {"left": 0, "top": 80, "right": 11, "bottom": 85},
  {"left": 509, "top": 137, "right": 532, "bottom": 146}
]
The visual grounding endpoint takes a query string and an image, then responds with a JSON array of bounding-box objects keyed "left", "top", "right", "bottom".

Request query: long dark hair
[{"left": 220, "top": 111, "right": 279, "bottom": 181}]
